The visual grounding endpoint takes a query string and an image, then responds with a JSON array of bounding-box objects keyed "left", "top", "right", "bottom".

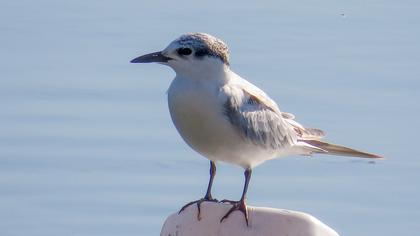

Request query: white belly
[{"left": 167, "top": 78, "right": 280, "bottom": 168}]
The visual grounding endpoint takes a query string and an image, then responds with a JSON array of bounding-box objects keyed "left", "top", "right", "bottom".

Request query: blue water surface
[{"left": 1, "top": 1, "right": 419, "bottom": 235}]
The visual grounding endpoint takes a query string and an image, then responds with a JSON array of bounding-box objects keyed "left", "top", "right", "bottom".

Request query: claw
[
  {"left": 220, "top": 200, "right": 249, "bottom": 226},
  {"left": 178, "top": 197, "right": 218, "bottom": 221},
  {"left": 220, "top": 199, "right": 237, "bottom": 204}
]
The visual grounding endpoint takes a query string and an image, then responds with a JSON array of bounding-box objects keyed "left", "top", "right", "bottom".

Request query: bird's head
[{"left": 131, "top": 33, "right": 230, "bottom": 79}]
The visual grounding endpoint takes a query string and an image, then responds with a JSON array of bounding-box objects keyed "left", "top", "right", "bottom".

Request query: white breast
[
  {"left": 168, "top": 77, "right": 231, "bottom": 154},
  {"left": 167, "top": 76, "right": 280, "bottom": 168}
]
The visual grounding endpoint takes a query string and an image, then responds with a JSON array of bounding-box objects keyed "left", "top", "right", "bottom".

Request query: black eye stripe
[
  {"left": 177, "top": 48, "right": 192, "bottom": 56},
  {"left": 194, "top": 48, "right": 209, "bottom": 57}
]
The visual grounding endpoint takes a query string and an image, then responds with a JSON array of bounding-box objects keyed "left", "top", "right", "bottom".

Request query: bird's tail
[{"left": 301, "top": 139, "right": 383, "bottom": 159}]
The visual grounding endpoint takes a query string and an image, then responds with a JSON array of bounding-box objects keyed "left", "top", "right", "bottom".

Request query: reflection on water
[{"left": 1, "top": 1, "right": 419, "bottom": 235}]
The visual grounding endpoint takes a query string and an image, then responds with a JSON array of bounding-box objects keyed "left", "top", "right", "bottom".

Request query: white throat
[{"left": 169, "top": 57, "right": 231, "bottom": 84}]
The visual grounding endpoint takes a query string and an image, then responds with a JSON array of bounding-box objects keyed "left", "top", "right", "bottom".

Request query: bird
[{"left": 130, "top": 32, "right": 382, "bottom": 226}]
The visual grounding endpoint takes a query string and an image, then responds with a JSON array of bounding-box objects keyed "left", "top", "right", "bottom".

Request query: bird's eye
[{"left": 177, "top": 48, "right": 192, "bottom": 56}]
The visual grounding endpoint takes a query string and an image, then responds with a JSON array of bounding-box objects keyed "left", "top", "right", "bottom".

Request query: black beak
[{"left": 130, "top": 51, "right": 172, "bottom": 63}]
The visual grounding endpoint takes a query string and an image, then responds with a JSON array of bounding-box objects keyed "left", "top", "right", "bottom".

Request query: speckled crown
[{"left": 176, "top": 33, "right": 230, "bottom": 65}]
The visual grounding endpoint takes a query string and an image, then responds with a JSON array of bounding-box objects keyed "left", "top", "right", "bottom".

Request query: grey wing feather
[
  {"left": 281, "top": 112, "right": 325, "bottom": 140},
  {"left": 300, "top": 127, "right": 325, "bottom": 139},
  {"left": 223, "top": 91, "right": 296, "bottom": 149},
  {"left": 281, "top": 112, "right": 295, "bottom": 119}
]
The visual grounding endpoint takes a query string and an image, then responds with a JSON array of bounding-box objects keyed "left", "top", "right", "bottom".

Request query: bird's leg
[
  {"left": 220, "top": 168, "right": 252, "bottom": 226},
  {"left": 179, "top": 161, "right": 218, "bottom": 220},
  {"left": 204, "top": 160, "right": 217, "bottom": 200}
]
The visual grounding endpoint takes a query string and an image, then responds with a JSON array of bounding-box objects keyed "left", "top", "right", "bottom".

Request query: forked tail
[{"left": 302, "top": 139, "right": 383, "bottom": 159}]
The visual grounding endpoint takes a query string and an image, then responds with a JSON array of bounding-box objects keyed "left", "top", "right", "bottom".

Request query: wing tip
[{"left": 302, "top": 139, "right": 384, "bottom": 159}]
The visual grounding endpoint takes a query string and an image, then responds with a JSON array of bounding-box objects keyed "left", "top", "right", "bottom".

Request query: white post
[{"left": 160, "top": 202, "right": 339, "bottom": 236}]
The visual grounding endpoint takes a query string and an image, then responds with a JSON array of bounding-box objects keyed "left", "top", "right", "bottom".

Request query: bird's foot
[
  {"left": 220, "top": 199, "right": 238, "bottom": 204},
  {"left": 220, "top": 199, "right": 249, "bottom": 226},
  {"left": 178, "top": 196, "right": 218, "bottom": 221}
]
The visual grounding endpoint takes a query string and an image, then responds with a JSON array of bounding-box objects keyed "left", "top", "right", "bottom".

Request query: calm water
[{"left": 1, "top": 1, "right": 419, "bottom": 235}]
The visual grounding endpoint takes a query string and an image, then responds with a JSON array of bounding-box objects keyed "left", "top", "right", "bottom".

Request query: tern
[{"left": 131, "top": 33, "right": 382, "bottom": 225}]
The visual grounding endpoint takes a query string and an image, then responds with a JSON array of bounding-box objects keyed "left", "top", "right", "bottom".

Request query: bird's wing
[
  {"left": 221, "top": 80, "right": 297, "bottom": 149},
  {"left": 281, "top": 112, "right": 295, "bottom": 119},
  {"left": 281, "top": 112, "right": 325, "bottom": 140}
]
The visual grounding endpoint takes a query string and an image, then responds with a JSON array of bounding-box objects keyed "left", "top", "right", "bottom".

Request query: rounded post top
[{"left": 161, "top": 201, "right": 339, "bottom": 236}]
